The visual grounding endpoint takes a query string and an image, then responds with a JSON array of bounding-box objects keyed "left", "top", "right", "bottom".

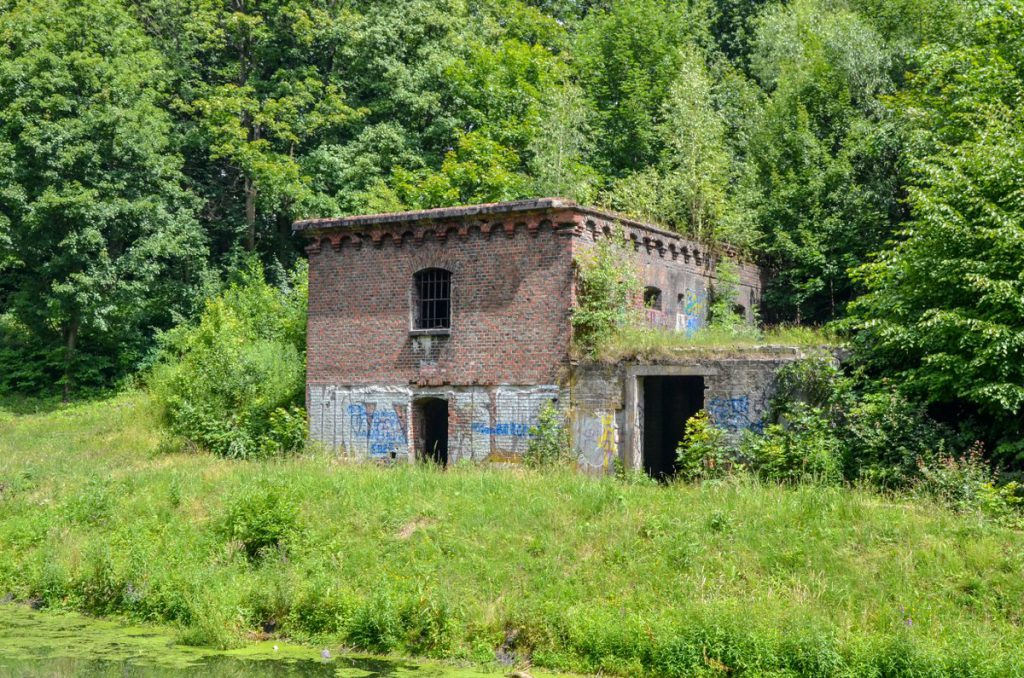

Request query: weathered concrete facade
[
  {"left": 570, "top": 348, "right": 807, "bottom": 475},
  {"left": 308, "top": 383, "right": 560, "bottom": 464},
  {"left": 297, "top": 198, "right": 795, "bottom": 475}
]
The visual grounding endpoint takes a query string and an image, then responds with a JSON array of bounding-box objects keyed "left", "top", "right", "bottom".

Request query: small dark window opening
[
  {"left": 413, "top": 268, "right": 451, "bottom": 330},
  {"left": 643, "top": 286, "right": 662, "bottom": 311}
]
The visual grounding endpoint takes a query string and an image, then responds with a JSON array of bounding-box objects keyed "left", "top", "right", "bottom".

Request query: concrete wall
[
  {"left": 309, "top": 350, "right": 803, "bottom": 469},
  {"left": 309, "top": 383, "right": 560, "bottom": 463},
  {"left": 568, "top": 363, "right": 624, "bottom": 472},
  {"left": 570, "top": 349, "right": 805, "bottom": 472}
]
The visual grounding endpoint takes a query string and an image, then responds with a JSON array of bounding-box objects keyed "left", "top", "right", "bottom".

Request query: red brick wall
[
  {"left": 571, "top": 212, "right": 764, "bottom": 330},
  {"left": 306, "top": 216, "right": 576, "bottom": 389}
]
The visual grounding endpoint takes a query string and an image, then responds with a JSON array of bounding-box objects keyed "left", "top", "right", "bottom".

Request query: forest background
[{"left": 2, "top": 0, "right": 1023, "bottom": 465}]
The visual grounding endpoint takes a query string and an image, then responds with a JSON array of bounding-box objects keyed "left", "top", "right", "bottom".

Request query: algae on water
[{"left": 0, "top": 604, "right": 505, "bottom": 677}]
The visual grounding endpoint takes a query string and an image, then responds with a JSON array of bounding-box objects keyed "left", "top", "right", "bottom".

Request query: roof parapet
[{"left": 292, "top": 198, "right": 578, "bottom": 233}]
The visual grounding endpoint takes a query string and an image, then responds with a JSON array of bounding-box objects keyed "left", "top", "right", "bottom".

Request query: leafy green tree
[
  {"left": 847, "top": 1, "right": 1024, "bottom": 462},
  {"left": 655, "top": 49, "right": 734, "bottom": 242},
  {"left": 445, "top": 36, "right": 563, "bottom": 153},
  {"left": 0, "top": 0, "right": 208, "bottom": 396},
  {"left": 576, "top": 0, "right": 711, "bottom": 175},
  {"left": 710, "top": 0, "right": 778, "bottom": 62},
  {"left": 130, "top": 0, "right": 360, "bottom": 261},
  {"left": 251, "top": 1, "right": 563, "bottom": 217},
  {"left": 384, "top": 132, "right": 532, "bottom": 209},
  {"left": 747, "top": 0, "right": 903, "bottom": 322},
  {"left": 528, "top": 82, "right": 599, "bottom": 202},
  {"left": 600, "top": 48, "right": 758, "bottom": 249}
]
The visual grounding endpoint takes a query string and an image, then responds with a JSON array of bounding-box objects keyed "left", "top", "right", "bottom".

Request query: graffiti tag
[
  {"left": 677, "top": 288, "right": 705, "bottom": 335},
  {"left": 706, "top": 396, "right": 763, "bottom": 433},
  {"left": 471, "top": 422, "right": 532, "bottom": 437},
  {"left": 347, "top": 403, "right": 408, "bottom": 457},
  {"left": 597, "top": 413, "right": 617, "bottom": 468}
]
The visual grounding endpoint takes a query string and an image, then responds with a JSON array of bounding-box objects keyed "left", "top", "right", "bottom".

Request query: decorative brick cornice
[
  {"left": 293, "top": 198, "right": 576, "bottom": 232},
  {"left": 302, "top": 212, "right": 575, "bottom": 254},
  {"left": 296, "top": 198, "right": 747, "bottom": 268}
]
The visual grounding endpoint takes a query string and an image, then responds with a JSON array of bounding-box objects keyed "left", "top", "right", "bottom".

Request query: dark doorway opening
[
  {"left": 642, "top": 376, "right": 704, "bottom": 480},
  {"left": 415, "top": 398, "right": 448, "bottom": 466}
]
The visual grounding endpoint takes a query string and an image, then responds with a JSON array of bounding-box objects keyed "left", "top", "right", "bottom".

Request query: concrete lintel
[{"left": 626, "top": 364, "right": 720, "bottom": 379}]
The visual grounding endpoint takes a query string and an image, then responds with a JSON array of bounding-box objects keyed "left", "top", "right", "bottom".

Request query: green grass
[
  {"left": 2, "top": 394, "right": 1024, "bottom": 676},
  {"left": 596, "top": 324, "right": 836, "bottom": 362}
]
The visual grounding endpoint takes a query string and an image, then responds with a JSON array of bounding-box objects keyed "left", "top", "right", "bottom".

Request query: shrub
[
  {"left": 915, "top": 444, "right": 1023, "bottom": 526},
  {"left": 524, "top": 402, "right": 572, "bottom": 469},
  {"left": 399, "top": 594, "right": 459, "bottom": 657},
  {"left": 287, "top": 578, "right": 354, "bottom": 638},
  {"left": 770, "top": 354, "right": 852, "bottom": 421},
  {"left": 844, "top": 389, "right": 952, "bottom": 488},
  {"left": 149, "top": 260, "right": 307, "bottom": 458},
  {"left": 571, "top": 230, "right": 641, "bottom": 356},
  {"left": 708, "top": 257, "right": 744, "bottom": 329},
  {"left": 220, "top": 483, "right": 300, "bottom": 563},
  {"left": 743, "top": 406, "right": 843, "bottom": 484},
  {"left": 675, "top": 410, "right": 740, "bottom": 481},
  {"left": 347, "top": 590, "right": 402, "bottom": 654},
  {"left": 77, "top": 546, "right": 125, "bottom": 616},
  {"left": 770, "top": 357, "right": 954, "bottom": 489}
]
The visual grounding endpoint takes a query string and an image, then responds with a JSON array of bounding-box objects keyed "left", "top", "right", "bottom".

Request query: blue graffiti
[
  {"left": 678, "top": 288, "right": 705, "bottom": 335},
  {"left": 471, "top": 422, "right": 532, "bottom": 437},
  {"left": 707, "top": 396, "right": 763, "bottom": 433},
  {"left": 348, "top": 404, "right": 407, "bottom": 457},
  {"left": 348, "top": 404, "right": 369, "bottom": 437}
]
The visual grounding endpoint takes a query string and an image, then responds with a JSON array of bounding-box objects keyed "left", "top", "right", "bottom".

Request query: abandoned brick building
[{"left": 296, "top": 198, "right": 805, "bottom": 477}]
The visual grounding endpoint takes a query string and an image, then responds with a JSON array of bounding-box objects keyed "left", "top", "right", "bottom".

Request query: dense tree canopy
[
  {"left": 0, "top": 0, "right": 207, "bottom": 394},
  {"left": 847, "top": 1, "right": 1024, "bottom": 462}
]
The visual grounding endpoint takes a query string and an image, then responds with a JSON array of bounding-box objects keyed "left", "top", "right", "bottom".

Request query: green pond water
[{"left": 0, "top": 605, "right": 511, "bottom": 677}]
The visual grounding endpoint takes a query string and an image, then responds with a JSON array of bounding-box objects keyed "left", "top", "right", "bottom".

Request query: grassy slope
[{"left": 2, "top": 395, "right": 1024, "bottom": 677}]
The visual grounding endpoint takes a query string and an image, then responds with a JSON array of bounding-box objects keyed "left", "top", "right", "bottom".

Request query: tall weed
[
  {"left": 220, "top": 482, "right": 301, "bottom": 563},
  {"left": 572, "top": 231, "right": 641, "bottom": 356},
  {"left": 524, "top": 402, "right": 572, "bottom": 469}
]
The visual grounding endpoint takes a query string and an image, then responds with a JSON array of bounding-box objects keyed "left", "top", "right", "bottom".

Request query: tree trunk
[
  {"left": 243, "top": 123, "right": 261, "bottom": 251},
  {"left": 62, "top": 318, "right": 79, "bottom": 403},
  {"left": 245, "top": 175, "right": 256, "bottom": 251}
]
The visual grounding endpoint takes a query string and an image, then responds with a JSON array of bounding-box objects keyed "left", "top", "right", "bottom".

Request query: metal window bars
[{"left": 414, "top": 268, "right": 451, "bottom": 329}]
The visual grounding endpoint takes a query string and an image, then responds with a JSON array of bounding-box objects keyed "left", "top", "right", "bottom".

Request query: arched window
[
  {"left": 643, "top": 286, "right": 662, "bottom": 311},
  {"left": 413, "top": 268, "right": 452, "bottom": 330}
]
